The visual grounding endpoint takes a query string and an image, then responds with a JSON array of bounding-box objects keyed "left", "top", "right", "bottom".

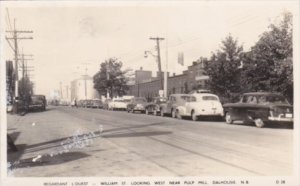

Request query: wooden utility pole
[
  {"left": 5, "top": 18, "right": 33, "bottom": 113},
  {"left": 150, "top": 37, "right": 164, "bottom": 90}
]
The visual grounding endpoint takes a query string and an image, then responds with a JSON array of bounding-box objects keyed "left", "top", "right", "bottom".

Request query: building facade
[
  {"left": 127, "top": 61, "right": 209, "bottom": 99},
  {"left": 70, "top": 75, "right": 99, "bottom": 101}
]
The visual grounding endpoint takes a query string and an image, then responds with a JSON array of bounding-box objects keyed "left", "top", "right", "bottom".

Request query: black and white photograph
[{"left": 1, "top": 0, "right": 299, "bottom": 185}]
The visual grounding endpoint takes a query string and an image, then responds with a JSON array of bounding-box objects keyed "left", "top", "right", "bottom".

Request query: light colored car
[
  {"left": 109, "top": 99, "right": 128, "bottom": 110},
  {"left": 176, "top": 93, "right": 224, "bottom": 121}
]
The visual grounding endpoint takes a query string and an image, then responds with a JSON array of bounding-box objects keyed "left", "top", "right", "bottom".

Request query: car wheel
[
  {"left": 225, "top": 112, "right": 234, "bottom": 124},
  {"left": 191, "top": 111, "right": 198, "bottom": 121},
  {"left": 176, "top": 110, "right": 182, "bottom": 119},
  {"left": 145, "top": 109, "right": 149, "bottom": 115},
  {"left": 254, "top": 118, "right": 265, "bottom": 128},
  {"left": 171, "top": 109, "right": 176, "bottom": 118}
]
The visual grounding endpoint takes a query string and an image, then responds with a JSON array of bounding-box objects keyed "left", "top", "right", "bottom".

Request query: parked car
[
  {"left": 176, "top": 93, "right": 224, "bottom": 121},
  {"left": 78, "top": 100, "right": 88, "bottom": 107},
  {"left": 223, "top": 92, "right": 293, "bottom": 128},
  {"left": 91, "top": 99, "right": 103, "bottom": 109},
  {"left": 28, "top": 95, "right": 46, "bottom": 111},
  {"left": 127, "top": 97, "right": 148, "bottom": 113},
  {"left": 145, "top": 97, "right": 167, "bottom": 115},
  {"left": 109, "top": 99, "right": 128, "bottom": 110},
  {"left": 85, "top": 99, "right": 93, "bottom": 108},
  {"left": 160, "top": 94, "right": 190, "bottom": 118}
]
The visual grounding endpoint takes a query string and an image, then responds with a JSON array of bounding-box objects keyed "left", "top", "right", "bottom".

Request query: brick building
[{"left": 127, "top": 60, "right": 209, "bottom": 99}]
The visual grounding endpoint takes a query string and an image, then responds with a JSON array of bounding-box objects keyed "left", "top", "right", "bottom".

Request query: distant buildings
[
  {"left": 70, "top": 75, "right": 99, "bottom": 101},
  {"left": 127, "top": 60, "right": 209, "bottom": 99}
]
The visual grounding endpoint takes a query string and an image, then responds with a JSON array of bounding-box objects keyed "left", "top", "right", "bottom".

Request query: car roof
[
  {"left": 192, "top": 93, "right": 219, "bottom": 97},
  {"left": 170, "top": 94, "right": 190, "bottom": 97}
]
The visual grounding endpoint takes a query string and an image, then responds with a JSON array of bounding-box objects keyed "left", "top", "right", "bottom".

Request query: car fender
[{"left": 176, "top": 106, "right": 186, "bottom": 116}]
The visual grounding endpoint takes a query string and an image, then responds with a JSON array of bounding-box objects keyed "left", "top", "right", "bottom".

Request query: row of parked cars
[{"left": 75, "top": 91, "right": 293, "bottom": 128}]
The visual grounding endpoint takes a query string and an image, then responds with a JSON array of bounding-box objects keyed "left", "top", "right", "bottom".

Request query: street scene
[
  {"left": 3, "top": 0, "right": 297, "bottom": 180},
  {"left": 7, "top": 105, "right": 293, "bottom": 176}
]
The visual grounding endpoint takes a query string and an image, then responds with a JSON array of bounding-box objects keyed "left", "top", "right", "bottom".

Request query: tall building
[{"left": 70, "top": 75, "right": 99, "bottom": 101}]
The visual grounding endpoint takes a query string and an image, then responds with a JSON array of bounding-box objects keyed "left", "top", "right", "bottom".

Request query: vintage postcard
[{"left": 0, "top": 0, "right": 299, "bottom": 186}]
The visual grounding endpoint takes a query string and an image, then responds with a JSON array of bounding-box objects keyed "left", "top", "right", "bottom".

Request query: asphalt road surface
[{"left": 7, "top": 106, "right": 293, "bottom": 177}]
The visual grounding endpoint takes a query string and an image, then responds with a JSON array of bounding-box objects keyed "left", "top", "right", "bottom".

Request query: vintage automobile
[
  {"left": 90, "top": 99, "right": 103, "bottom": 109},
  {"left": 109, "top": 99, "right": 128, "bottom": 110},
  {"left": 127, "top": 97, "right": 148, "bottom": 113},
  {"left": 28, "top": 95, "right": 46, "bottom": 111},
  {"left": 223, "top": 92, "right": 293, "bottom": 128},
  {"left": 176, "top": 93, "right": 224, "bottom": 121},
  {"left": 144, "top": 97, "right": 167, "bottom": 115},
  {"left": 160, "top": 94, "right": 190, "bottom": 118}
]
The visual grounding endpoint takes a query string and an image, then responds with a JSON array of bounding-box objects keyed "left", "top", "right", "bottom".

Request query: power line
[{"left": 5, "top": 17, "right": 33, "bottom": 113}]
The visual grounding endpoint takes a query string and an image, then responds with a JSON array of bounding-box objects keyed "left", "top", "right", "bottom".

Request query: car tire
[
  {"left": 225, "top": 112, "right": 234, "bottom": 124},
  {"left": 171, "top": 109, "right": 176, "bottom": 118},
  {"left": 254, "top": 118, "right": 265, "bottom": 128},
  {"left": 176, "top": 110, "right": 182, "bottom": 119},
  {"left": 191, "top": 111, "right": 198, "bottom": 121}
]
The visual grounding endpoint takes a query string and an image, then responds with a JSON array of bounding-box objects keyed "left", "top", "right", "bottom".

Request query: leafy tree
[
  {"left": 18, "top": 76, "right": 34, "bottom": 106},
  {"left": 93, "top": 58, "right": 129, "bottom": 98},
  {"left": 204, "top": 34, "right": 244, "bottom": 102},
  {"left": 241, "top": 12, "right": 293, "bottom": 102}
]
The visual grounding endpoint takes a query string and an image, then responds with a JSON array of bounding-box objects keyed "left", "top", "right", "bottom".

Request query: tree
[
  {"left": 241, "top": 12, "right": 293, "bottom": 102},
  {"left": 93, "top": 58, "right": 129, "bottom": 98},
  {"left": 18, "top": 76, "right": 34, "bottom": 101},
  {"left": 6, "top": 60, "right": 15, "bottom": 104},
  {"left": 204, "top": 34, "right": 244, "bottom": 102}
]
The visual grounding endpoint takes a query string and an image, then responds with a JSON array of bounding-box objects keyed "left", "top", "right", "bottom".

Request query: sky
[{"left": 1, "top": 1, "right": 298, "bottom": 97}]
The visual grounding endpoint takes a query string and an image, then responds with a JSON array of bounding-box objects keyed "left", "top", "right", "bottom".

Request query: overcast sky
[{"left": 1, "top": 1, "right": 297, "bottom": 97}]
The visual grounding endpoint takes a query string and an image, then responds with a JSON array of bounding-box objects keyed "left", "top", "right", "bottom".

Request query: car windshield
[
  {"left": 154, "top": 98, "right": 167, "bottom": 103},
  {"left": 258, "top": 95, "right": 288, "bottom": 104},
  {"left": 31, "top": 96, "right": 43, "bottom": 102},
  {"left": 202, "top": 96, "right": 218, "bottom": 101}
]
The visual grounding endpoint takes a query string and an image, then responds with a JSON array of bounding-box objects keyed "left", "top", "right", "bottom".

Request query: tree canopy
[
  {"left": 93, "top": 58, "right": 129, "bottom": 98},
  {"left": 204, "top": 34, "right": 244, "bottom": 102},
  {"left": 241, "top": 12, "right": 293, "bottom": 101}
]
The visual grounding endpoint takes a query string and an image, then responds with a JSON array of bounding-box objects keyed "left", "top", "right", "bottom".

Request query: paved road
[{"left": 7, "top": 106, "right": 293, "bottom": 177}]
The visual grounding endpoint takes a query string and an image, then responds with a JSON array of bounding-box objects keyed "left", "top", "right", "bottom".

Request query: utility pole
[
  {"left": 81, "top": 62, "right": 90, "bottom": 100},
  {"left": 149, "top": 37, "right": 164, "bottom": 90},
  {"left": 5, "top": 17, "right": 33, "bottom": 113}
]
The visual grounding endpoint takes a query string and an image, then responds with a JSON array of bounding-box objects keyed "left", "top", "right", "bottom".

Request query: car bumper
[
  {"left": 134, "top": 106, "right": 145, "bottom": 111},
  {"left": 195, "top": 111, "right": 224, "bottom": 117},
  {"left": 268, "top": 116, "right": 293, "bottom": 122}
]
